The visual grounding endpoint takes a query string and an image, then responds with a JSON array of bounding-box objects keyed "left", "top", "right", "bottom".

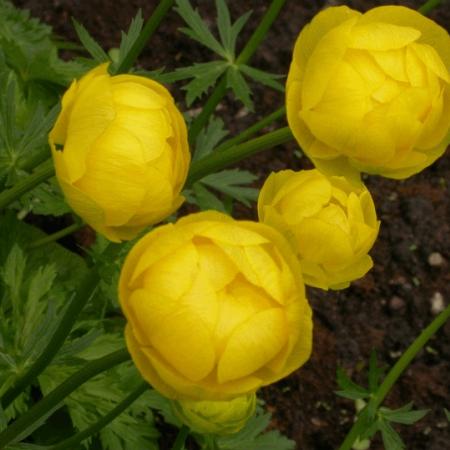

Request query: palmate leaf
[
  {"left": 193, "top": 182, "right": 228, "bottom": 213},
  {"left": 201, "top": 169, "right": 258, "bottom": 207},
  {"left": 335, "top": 367, "right": 370, "bottom": 400},
  {"left": 378, "top": 419, "right": 405, "bottom": 450},
  {"left": 181, "top": 61, "right": 228, "bottom": 106},
  {"left": 380, "top": 403, "right": 429, "bottom": 425},
  {"left": 193, "top": 116, "right": 228, "bottom": 162},
  {"left": 216, "top": 407, "right": 295, "bottom": 450},
  {"left": 239, "top": 64, "right": 284, "bottom": 92},
  {"left": 226, "top": 66, "right": 253, "bottom": 110},
  {"left": 175, "top": 0, "right": 227, "bottom": 58}
]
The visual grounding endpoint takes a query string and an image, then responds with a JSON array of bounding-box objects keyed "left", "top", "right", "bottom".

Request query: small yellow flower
[
  {"left": 49, "top": 64, "right": 190, "bottom": 242},
  {"left": 171, "top": 393, "right": 256, "bottom": 435},
  {"left": 119, "top": 211, "right": 312, "bottom": 400},
  {"left": 258, "top": 169, "right": 380, "bottom": 290},
  {"left": 286, "top": 6, "right": 450, "bottom": 179}
]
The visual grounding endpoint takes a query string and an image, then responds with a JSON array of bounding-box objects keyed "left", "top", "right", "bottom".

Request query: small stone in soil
[
  {"left": 428, "top": 252, "right": 445, "bottom": 267},
  {"left": 430, "top": 292, "right": 445, "bottom": 315},
  {"left": 389, "top": 296, "right": 406, "bottom": 311}
]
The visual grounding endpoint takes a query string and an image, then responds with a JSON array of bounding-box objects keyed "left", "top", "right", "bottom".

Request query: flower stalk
[{"left": 339, "top": 303, "right": 450, "bottom": 450}]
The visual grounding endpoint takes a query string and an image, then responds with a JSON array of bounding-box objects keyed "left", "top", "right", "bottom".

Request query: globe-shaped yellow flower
[
  {"left": 119, "top": 211, "right": 312, "bottom": 400},
  {"left": 171, "top": 393, "right": 256, "bottom": 435},
  {"left": 258, "top": 169, "right": 380, "bottom": 290},
  {"left": 286, "top": 6, "right": 450, "bottom": 179},
  {"left": 49, "top": 64, "right": 190, "bottom": 242}
]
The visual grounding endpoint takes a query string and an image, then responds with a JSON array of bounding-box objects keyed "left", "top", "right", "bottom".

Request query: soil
[{"left": 11, "top": 1, "right": 450, "bottom": 449}]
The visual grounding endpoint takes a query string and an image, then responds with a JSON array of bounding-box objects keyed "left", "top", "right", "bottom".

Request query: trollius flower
[
  {"left": 119, "top": 211, "right": 312, "bottom": 400},
  {"left": 49, "top": 64, "right": 190, "bottom": 242},
  {"left": 258, "top": 169, "right": 380, "bottom": 290},
  {"left": 286, "top": 6, "right": 450, "bottom": 179}
]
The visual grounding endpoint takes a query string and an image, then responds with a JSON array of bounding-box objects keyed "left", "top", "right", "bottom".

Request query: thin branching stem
[
  {"left": 186, "top": 126, "right": 293, "bottom": 186},
  {"left": 338, "top": 303, "right": 450, "bottom": 450},
  {"left": 215, "top": 105, "right": 285, "bottom": 152},
  {"left": 188, "top": 0, "right": 287, "bottom": 144}
]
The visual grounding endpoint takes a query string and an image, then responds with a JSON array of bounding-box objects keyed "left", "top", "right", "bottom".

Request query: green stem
[
  {"left": 0, "top": 349, "right": 130, "bottom": 448},
  {"left": 215, "top": 105, "right": 285, "bottom": 152},
  {"left": 47, "top": 381, "right": 148, "bottom": 450},
  {"left": 188, "top": 0, "right": 287, "bottom": 144},
  {"left": 339, "top": 303, "right": 450, "bottom": 450},
  {"left": 28, "top": 222, "right": 85, "bottom": 249},
  {"left": 114, "top": 0, "right": 175, "bottom": 74},
  {"left": 0, "top": 159, "right": 55, "bottom": 210},
  {"left": 171, "top": 425, "right": 189, "bottom": 450},
  {"left": 186, "top": 126, "right": 293, "bottom": 187},
  {"left": 188, "top": 77, "right": 228, "bottom": 146},
  {"left": 418, "top": 0, "right": 442, "bottom": 14},
  {"left": 1, "top": 271, "right": 99, "bottom": 409},
  {"left": 234, "top": 0, "right": 286, "bottom": 66}
]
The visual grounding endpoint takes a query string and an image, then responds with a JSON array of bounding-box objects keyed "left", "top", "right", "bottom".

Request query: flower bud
[
  {"left": 171, "top": 393, "right": 256, "bottom": 435},
  {"left": 286, "top": 6, "right": 450, "bottom": 179},
  {"left": 258, "top": 169, "right": 380, "bottom": 290},
  {"left": 49, "top": 64, "right": 190, "bottom": 242},
  {"left": 119, "top": 211, "right": 312, "bottom": 400}
]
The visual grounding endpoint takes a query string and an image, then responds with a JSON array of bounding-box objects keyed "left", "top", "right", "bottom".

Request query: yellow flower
[
  {"left": 171, "top": 393, "right": 256, "bottom": 435},
  {"left": 49, "top": 64, "right": 190, "bottom": 242},
  {"left": 119, "top": 211, "right": 312, "bottom": 400},
  {"left": 258, "top": 169, "right": 380, "bottom": 290},
  {"left": 286, "top": 6, "right": 450, "bottom": 179}
]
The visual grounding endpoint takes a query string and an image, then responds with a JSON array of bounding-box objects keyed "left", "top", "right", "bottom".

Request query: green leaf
[
  {"left": 228, "top": 11, "right": 252, "bottom": 57},
  {"left": 112, "top": 10, "right": 144, "bottom": 73},
  {"left": 175, "top": 0, "right": 227, "bottom": 58},
  {"left": 22, "top": 179, "right": 71, "bottom": 217},
  {"left": 239, "top": 64, "right": 284, "bottom": 92},
  {"left": 335, "top": 367, "right": 370, "bottom": 400},
  {"left": 72, "top": 18, "right": 110, "bottom": 63},
  {"left": 1, "top": 245, "right": 27, "bottom": 315},
  {"left": 182, "top": 61, "right": 228, "bottom": 106},
  {"left": 193, "top": 116, "right": 228, "bottom": 162},
  {"left": 445, "top": 408, "right": 450, "bottom": 422},
  {"left": 216, "top": 0, "right": 233, "bottom": 58},
  {"left": 201, "top": 169, "right": 258, "bottom": 207},
  {"left": 378, "top": 419, "right": 405, "bottom": 450},
  {"left": 216, "top": 407, "right": 295, "bottom": 450},
  {"left": 192, "top": 182, "right": 227, "bottom": 212},
  {"left": 226, "top": 66, "right": 253, "bottom": 110},
  {"left": 380, "top": 403, "right": 429, "bottom": 425}
]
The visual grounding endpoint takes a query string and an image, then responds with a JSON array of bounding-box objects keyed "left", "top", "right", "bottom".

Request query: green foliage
[
  {"left": 111, "top": 10, "right": 144, "bottom": 73},
  {"left": 72, "top": 19, "right": 110, "bottom": 64},
  {"left": 0, "top": 0, "right": 84, "bottom": 92},
  {"left": 168, "top": 0, "right": 282, "bottom": 109},
  {"left": 184, "top": 116, "right": 258, "bottom": 212},
  {"left": 214, "top": 406, "right": 295, "bottom": 450},
  {"left": 337, "top": 353, "right": 429, "bottom": 450}
]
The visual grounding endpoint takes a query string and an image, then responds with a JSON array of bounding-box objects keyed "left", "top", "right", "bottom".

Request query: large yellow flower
[
  {"left": 119, "top": 211, "right": 312, "bottom": 400},
  {"left": 258, "top": 169, "right": 380, "bottom": 290},
  {"left": 286, "top": 6, "right": 450, "bottom": 179},
  {"left": 49, "top": 64, "right": 190, "bottom": 242}
]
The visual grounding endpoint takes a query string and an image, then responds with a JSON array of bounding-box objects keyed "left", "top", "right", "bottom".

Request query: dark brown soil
[{"left": 12, "top": 1, "right": 450, "bottom": 449}]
